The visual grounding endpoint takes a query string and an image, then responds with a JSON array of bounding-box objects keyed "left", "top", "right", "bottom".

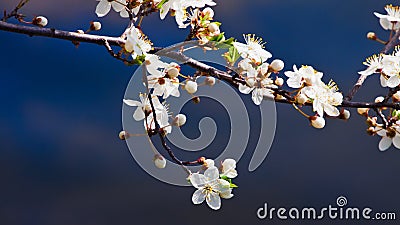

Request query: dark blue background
[{"left": 0, "top": 1, "right": 399, "bottom": 224}]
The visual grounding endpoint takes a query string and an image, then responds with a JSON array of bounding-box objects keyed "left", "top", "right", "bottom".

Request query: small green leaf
[
  {"left": 157, "top": 0, "right": 169, "bottom": 9},
  {"left": 230, "top": 183, "right": 238, "bottom": 188}
]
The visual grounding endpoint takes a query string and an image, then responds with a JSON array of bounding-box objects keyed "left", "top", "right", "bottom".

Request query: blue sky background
[{"left": 0, "top": 1, "right": 400, "bottom": 225}]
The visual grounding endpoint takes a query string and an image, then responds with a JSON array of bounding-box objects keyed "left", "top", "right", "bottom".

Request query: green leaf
[
  {"left": 157, "top": 0, "right": 169, "bottom": 9},
  {"left": 208, "top": 33, "right": 225, "bottom": 42},
  {"left": 230, "top": 183, "right": 238, "bottom": 188}
]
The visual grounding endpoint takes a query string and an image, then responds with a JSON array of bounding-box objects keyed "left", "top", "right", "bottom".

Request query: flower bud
[
  {"left": 375, "top": 96, "right": 384, "bottom": 103},
  {"left": 172, "top": 114, "right": 187, "bottom": 126},
  {"left": 119, "top": 130, "right": 130, "bottom": 140},
  {"left": 207, "top": 23, "right": 220, "bottom": 34},
  {"left": 296, "top": 93, "right": 308, "bottom": 105},
  {"left": 309, "top": 116, "right": 325, "bottom": 129},
  {"left": 185, "top": 81, "right": 198, "bottom": 94},
  {"left": 274, "top": 77, "right": 284, "bottom": 86},
  {"left": 167, "top": 66, "right": 180, "bottom": 78},
  {"left": 357, "top": 108, "right": 369, "bottom": 116},
  {"left": 90, "top": 21, "right": 102, "bottom": 31},
  {"left": 32, "top": 16, "right": 48, "bottom": 27},
  {"left": 269, "top": 59, "right": 285, "bottom": 72},
  {"left": 154, "top": 154, "right": 166, "bottom": 169},
  {"left": 393, "top": 91, "right": 400, "bottom": 102},
  {"left": 192, "top": 96, "right": 200, "bottom": 104},
  {"left": 342, "top": 109, "right": 351, "bottom": 120},
  {"left": 205, "top": 77, "right": 216, "bottom": 86},
  {"left": 367, "top": 32, "right": 377, "bottom": 40},
  {"left": 275, "top": 94, "right": 285, "bottom": 100},
  {"left": 76, "top": 29, "right": 85, "bottom": 34},
  {"left": 366, "top": 117, "right": 377, "bottom": 127},
  {"left": 366, "top": 127, "right": 376, "bottom": 136}
]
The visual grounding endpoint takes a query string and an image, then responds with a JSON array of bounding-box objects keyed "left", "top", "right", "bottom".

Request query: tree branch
[{"left": 2, "top": 20, "right": 400, "bottom": 110}]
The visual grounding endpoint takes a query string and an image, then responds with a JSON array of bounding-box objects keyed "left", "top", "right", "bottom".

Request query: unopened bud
[
  {"left": 357, "top": 108, "right": 369, "bottom": 116},
  {"left": 296, "top": 93, "right": 308, "bottom": 105},
  {"left": 32, "top": 16, "right": 48, "bottom": 27},
  {"left": 393, "top": 91, "right": 400, "bottom": 102},
  {"left": 274, "top": 77, "right": 284, "bottom": 86},
  {"left": 275, "top": 94, "right": 286, "bottom": 100},
  {"left": 119, "top": 130, "right": 130, "bottom": 140},
  {"left": 205, "top": 77, "right": 216, "bottom": 86},
  {"left": 153, "top": 154, "right": 166, "bottom": 169},
  {"left": 192, "top": 96, "right": 200, "bottom": 104},
  {"left": 76, "top": 30, "right": 85, "bottom": 34},
  {"left": 375, "top": 96, "right": 384, "bottom": 103},
  {"left": 269, "top": 59, "right": 285, "bottom": 72},
  {"left": 309, "top": 116, "right": 325, "bottom": 129},
  {"left": 185, "top": 81, "right": 198, "bottom": 94},
  {"left": 207, "top": 23, "right": 220, "bottom": 34},
  {"left": 366, "top": 117, "right": 377, "bottom": 127},
  {"left": 366, "top": 127, "right": 376, "bottom": 136},
  {"left": 90, "top": 21, "right": 102, "bottom": 31},
  {"left": 172, "top": 114, "right": 187, "bottom": 127},
  {"left": 339, "top": 109, "right": 351, "bottom": 120},
  {"left": 167, "top": 66, "right": 180, "bottom": 78},
  {"left": 367, "top": 32, "right": 377, "bottom": 40}
]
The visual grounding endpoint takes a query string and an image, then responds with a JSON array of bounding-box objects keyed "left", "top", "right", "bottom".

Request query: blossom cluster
[
  {"left": 233, "top": 34, "right": 285, "bottom": 105},
  {"left": 284, "top": 65, "right": 344, "bottom": 129}
]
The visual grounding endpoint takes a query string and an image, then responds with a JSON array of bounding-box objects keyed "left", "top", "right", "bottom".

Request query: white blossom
[
  {"left": 124, "top": 26, "right": 152, "bottom": 57},
  {"left": 190, "top": 166, "right": 231, "bottom": 210},
  {"left": 233, "top": 34, "right": 272, "bottom": 64},
  {"left": 123, "top": 94, "right": 163, "bottom": 121},
  {"left": 238, "top": 59, "right": 276, "bottom": 105},
  {"left": 358, "top": 54, "right": 383, "bottom": 77},
  {"left": 301, "top": 81, "right": 343, "bottom": 117},
  {"left": 374, "top": 4, "right": 400, "bottom": 30},
  {"left": 285, "top": 65, "right": 323, "bottom": 88},
  {"left": 377, "top": 124, "right": 400, "bottom": 151},
  {"left": 380, "top": 54, "right": 400, "bottom": 88}
]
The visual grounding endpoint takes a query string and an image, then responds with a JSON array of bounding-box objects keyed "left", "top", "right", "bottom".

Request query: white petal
[
  {"left": 324, "top": 104, "right": 340, "bottom": 117},
  {"left": 204, "top": 166, "right": 219, "bottom": 181},
  {"left": 380, "top": 18, "right": 392, "bottom": 30},
  {"left": 252, "top": 89, "right": 263, "bottom": 105},
  {"left": 123, "top": 99, "right": 141, "bottom": 106},
  {"left": 380, "top": 75, "right": 388, "bottom": 87},
  {"left": 133, "top": 108, "right": 145, "bottom": 121},
  {"left": 192, "top": 189, "right": 206, "bottom": 204},
  {"left": 190, "top": 173, "right": 207, "bottom": 188},
  {"left": 239, "top": 83, "right": 253, "bottom": 94},
  {"left": 376, "top": 129, "right": 387, "bottom": 137},
  {"left": 386, "top": 76, "right": 400, "bottom": 88},
  {"left": 119, "top": 9, "right": 130, "bottom": 18},
  {"left": 95, "top": 0, "right": 111, "bottom": 17},
  {"left": 393, "top": 135, "right": 400, "bottom": 149},
  {"left": 206, "top": 192, "right": 221, "bottom": 210},
  {"left": 379, "top": 137, "right": 392, "bottom": 151},
  {"left": 287, "top": 77, "right": 302, "bottom": 88},
  {"left": 220, "top": 190, "right": 234, "bottom": 199},
  {"left": 111, "top": 0, "right": 125, "bottom": 12}
]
